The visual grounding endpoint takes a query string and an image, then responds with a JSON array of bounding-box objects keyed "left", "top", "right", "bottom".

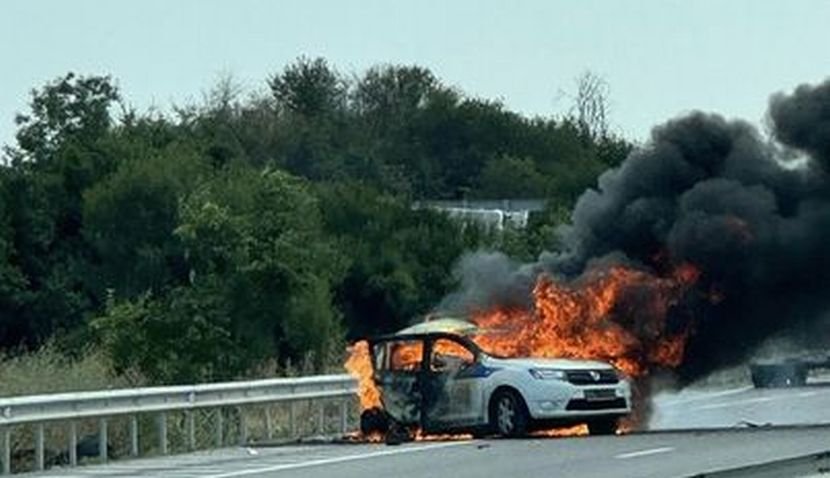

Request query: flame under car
[{"left": 362, "top": 319, "right": 632, "bottom": 440}]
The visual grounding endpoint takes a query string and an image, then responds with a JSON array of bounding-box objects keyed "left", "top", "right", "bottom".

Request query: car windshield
[{"left": 466, "top": 331, "right": 512, "bottom": 359}]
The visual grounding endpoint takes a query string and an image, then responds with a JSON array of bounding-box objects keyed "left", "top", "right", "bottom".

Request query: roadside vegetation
[{"left": 0, "top": 58, "right": 632, "bottom": 390}]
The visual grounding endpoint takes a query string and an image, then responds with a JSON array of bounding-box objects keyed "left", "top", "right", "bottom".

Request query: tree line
[{"left": 0, "top": 58, "right": 632, "bottom": 384}]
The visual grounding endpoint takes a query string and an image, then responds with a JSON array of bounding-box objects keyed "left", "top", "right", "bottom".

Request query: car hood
[{"left": 486, "top": 356, "right": 615, "bottom": 370}]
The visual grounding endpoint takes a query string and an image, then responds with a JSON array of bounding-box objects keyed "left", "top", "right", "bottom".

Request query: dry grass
[
  {"left": 0, "top": 343, "right": 144, "bottom": 397},
  {"left": 0, "top": 343, "right": 358, "bottom": 474}
]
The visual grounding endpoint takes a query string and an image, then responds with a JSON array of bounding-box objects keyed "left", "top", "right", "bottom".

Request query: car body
[
  {"left": 749, "top": 355, "right": 830, "bottom": 388},
  {"left": 363, "top": 318, "right": 632, "bottom": 437}
]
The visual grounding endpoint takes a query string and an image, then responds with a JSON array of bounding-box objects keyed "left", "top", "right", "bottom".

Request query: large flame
[
  {"left": 472, "top": 264, "right": 699, "bottom": 376},
  {"left": 344, "top": 340, "right": 382, "bottom": 411},
  {"left": 345, "top": 262, "right": 700, "bottom": 437}
]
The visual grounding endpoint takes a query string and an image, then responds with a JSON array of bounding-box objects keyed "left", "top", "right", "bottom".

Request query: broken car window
[
  {"left": 430, "top": 338, "right": 475, "bottom": 372},
  {"left": 384, "top": 340, "right": 424, "bottom": 372}
]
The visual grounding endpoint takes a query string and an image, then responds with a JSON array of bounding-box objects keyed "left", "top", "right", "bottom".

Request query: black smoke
[{"left": 443, "top": 79, "right": 830, "bottom": 384}]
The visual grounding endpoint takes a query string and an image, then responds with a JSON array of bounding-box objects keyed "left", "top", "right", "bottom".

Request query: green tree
[
  {"left": 0, "top": 185, "right": 29, "bottom": 345},
  {"left": 318, "top": 182, "right": 483, "bottom": 338},
  {"left": 83, "top": 147, "right": 208, "bottom": 298},
  {"left": 476, "top": 155, "right": 546, "bottom": 198},
  {"left": 12, "top": 73, "right": 120, "bottom": 164},
  {"left": 270, "top": 57, "right": 346, "bottom": 118}
]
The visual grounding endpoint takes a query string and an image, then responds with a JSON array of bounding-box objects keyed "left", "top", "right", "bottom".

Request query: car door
[
  {"left": 371, "top": 338, "right": 426, "bottom": 426},
  {"left": 422, "top": 336, "right": 483, "bottom": 431}
]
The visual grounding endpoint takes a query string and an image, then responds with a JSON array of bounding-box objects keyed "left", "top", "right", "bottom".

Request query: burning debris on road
[{"left": 346, "top": 78, "right": 830, "bottom": 440}]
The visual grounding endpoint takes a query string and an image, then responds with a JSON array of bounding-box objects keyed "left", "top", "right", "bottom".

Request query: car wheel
[
  {"left": 587, "top": 417, "right": 618, "bottom": 436},
  {"left": 384, "top": 421, "right": 413, "bottom": 446},
  {"left": 360, "top": 407, "right": 390, "bottom": 436},
  {"left": 490, "top": 389, "right": 529, "bottom": 438}
]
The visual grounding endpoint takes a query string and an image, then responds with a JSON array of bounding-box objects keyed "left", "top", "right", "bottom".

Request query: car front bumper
[{"left": 524, "top": 379, "right": 632, "bottom": 420}]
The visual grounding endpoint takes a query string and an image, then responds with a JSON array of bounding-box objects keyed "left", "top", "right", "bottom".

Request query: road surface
[
  {"left": 650, "top": 380, "right": 830, "bottom": 429},
  {"left": 23, "top": 427, "right": 830, "bottom": 478},
  {"left": 22, "top": 381, "right": 830, "bottom": 478}
]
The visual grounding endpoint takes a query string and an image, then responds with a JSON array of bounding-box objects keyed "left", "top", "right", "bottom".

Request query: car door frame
[
  {"left": 421, "top": 333, "right": 485, "bottom": 432},
  {"left": 368, "top": 335, "right": 429, "bottom": 427}
]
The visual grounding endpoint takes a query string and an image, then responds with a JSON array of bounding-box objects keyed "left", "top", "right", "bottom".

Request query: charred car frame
[{"left": 360, "top": 320, "right": 632, "bottom": 440}]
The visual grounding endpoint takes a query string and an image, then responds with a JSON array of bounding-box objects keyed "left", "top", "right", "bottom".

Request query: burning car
[{"left": 359, "top": 317, "right": 631, "bottom": 439}]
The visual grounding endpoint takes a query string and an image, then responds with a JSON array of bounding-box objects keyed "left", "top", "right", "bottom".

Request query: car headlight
[{"left": 529, "top": 368, "right": 568, "bottom": 380}]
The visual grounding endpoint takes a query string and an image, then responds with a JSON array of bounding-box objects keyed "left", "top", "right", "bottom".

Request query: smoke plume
[{"left": 443, "top": 79, "right": 830, "bottom": 384}]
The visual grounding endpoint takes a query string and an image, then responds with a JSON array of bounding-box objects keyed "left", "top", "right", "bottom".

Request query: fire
[
  {"left": 472, "top": 264, "right": 699, "bottom": 377},
  {"left": 532, "top": 424, "right": 589, "bottom": 437},
  {"left": 344, "top": 340, "right": 381, "bottom": 411},
  {"left": 344, "top": 262, "right": 701, "bottom": 438}
]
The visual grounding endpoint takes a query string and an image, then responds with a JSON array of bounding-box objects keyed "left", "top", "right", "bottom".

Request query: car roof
[
  {"left": 368, "top": 331, "right": 484, "bottom": 357},
  {"left": 395, "top": 317, "right": 479, "bottom": 336}
]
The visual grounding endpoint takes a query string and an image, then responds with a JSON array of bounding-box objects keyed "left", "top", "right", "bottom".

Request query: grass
[
  {"left": 0, "top": 343, "right": 358, "bottom": 474},
  {"left": 0, "top": 343, "right": 144, "bottom": 397}
]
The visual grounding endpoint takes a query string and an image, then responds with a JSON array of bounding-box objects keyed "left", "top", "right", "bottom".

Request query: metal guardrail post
[
  {"left": 157, "top": 412, "right": 168, "bottom": 455},
  {"left": 215, "top": 409, "right": 223, "bottom": 448},
  {"left": 289, "top": 401, "right": 296, "bottom": 437},
  {"left": 265, "top": 407, "right": 273, "bottom": 440},
  {"left": 186, "top": 411, "right": 195, "bottom": 451},
  {"left": 340, "top": 400, "right": 348, "bottom": 434},
  {"left": 35, "top": 423, "right": 44, "bottom": 471},
  {"left": 238, "top": 407, "right": 247, "bottom": 446},
  {"left": 99, "top": 418, "right": 108, "bottom": 462},
  {"left": 317, "top": 401, "right": 325, "bottom": 434},
  {"left": 129, "top": 415, "right": 139, "bottom": 457},
  {"left": 1, "top": 427, "right": 9, "bottom": 475},
  {"left": 68, "top": 421, "right": 77, "bottom": 467}
]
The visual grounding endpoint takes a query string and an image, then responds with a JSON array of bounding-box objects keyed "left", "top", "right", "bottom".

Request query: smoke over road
[{"left": 442, "top": 79, "right": 830, "bottom": 385}]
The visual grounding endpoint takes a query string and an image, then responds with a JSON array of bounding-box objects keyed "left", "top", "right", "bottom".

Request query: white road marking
[
  {"left": 694, "top": 396, "right": 775, "bottom": 410},
  {"left": 657, "top": 386, "right": 752, "bottom": 407},
  {"left": 615, "top": 446, "right": 675, "bottom": 459},
  {"left": 692, "top": 387, "right": 830, "bottom": 411},
  {"left": 797, "top": 391, "right": 819, "bottom": 398},
  {"left": 204, "top": 442, "right": 471, "bottom": 478}
]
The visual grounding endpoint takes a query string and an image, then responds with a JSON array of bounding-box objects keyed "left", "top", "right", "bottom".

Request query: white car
[{"left": 361, "top": 318, "right": 632, "bottom": 439}]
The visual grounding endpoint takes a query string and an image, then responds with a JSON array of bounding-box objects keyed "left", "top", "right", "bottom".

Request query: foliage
[
  {"left": 0, "top": 61, "right": 632, "bottom": 385},
  {"left": 318, "top": 182, "right": 485, "bottom": 338},
  {"left": 0, "top": 341, "right": 141, "bottom": 397}
]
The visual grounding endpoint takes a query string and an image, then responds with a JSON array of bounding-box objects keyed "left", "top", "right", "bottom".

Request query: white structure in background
[
  {"left": 442, "top": 207, "right": 527, "bottom": 231},
  {"left": 415, "top": 198, "right": 545, "bottom": 231}
]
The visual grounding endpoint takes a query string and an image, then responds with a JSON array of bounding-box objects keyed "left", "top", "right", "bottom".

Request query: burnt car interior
[{"left": 370, "top": 333, "right": 484, "bottom": 433}]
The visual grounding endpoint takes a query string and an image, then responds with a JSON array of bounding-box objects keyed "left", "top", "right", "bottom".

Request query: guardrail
[
  {"left": 688, "top": 449, "right": 830, "bottom": 477},
  {"left": 0, "top": 374, "right": 357, "bottom": 475}
]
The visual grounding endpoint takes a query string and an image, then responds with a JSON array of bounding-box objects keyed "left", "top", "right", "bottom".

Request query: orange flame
[
  {"left": 532, "top": 424, "right": 589, "bottom": 437},
  {"left": 344, "top": 340, "right": 381, "bottom": 411},
  {"left": 344, "top": 262, "right": 701, "bottom": 438},
  {"left": 472, "top": 264, "right": 699, "bottom": 377}
]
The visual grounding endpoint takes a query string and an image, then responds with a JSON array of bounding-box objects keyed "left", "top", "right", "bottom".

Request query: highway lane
[
  {"left": 24, "top": 381, "right": 830, "bottom": 478},
  {"left": 25, "top": 427, "right": 830, "bottom": 478},
  {"left": 650, "top": 380, "right": 830, "bottom": 429},
  {"left": 249, "top": 428, "right": 830, "bottom": 478}
]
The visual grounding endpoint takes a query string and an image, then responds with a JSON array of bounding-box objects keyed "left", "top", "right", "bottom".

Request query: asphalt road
[
  {"left": 23, "top": 381, "right": 830, "bottom": 478},
  {"left": 650, "top": 379, "right": 830, "bottom": 429},
  {"left": 25, "top": 427, "right": 830, "bottom": 478}
]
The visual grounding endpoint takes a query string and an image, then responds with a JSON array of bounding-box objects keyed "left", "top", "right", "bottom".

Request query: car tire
[
  {"left": 360, "top": 407, "right": 390, "bottom": 436},
  {"left": 384, "top": 421, "right": 412, "bottom": 446},
  {"left": 490, "top": 389, "right": 529, "bottom": 438},
  {"left": 587, "top": 417, "right": 618, "bottom": 436}
]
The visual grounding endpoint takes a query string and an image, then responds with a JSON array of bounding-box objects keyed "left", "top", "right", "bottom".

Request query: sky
[{"left": 1, "top": 0, "right": 829, "bottom": 149}]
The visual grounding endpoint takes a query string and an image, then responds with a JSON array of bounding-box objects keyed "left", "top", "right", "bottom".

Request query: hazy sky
[{"left": 2, "top": 0, "right": 829, "bottom": 149}]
